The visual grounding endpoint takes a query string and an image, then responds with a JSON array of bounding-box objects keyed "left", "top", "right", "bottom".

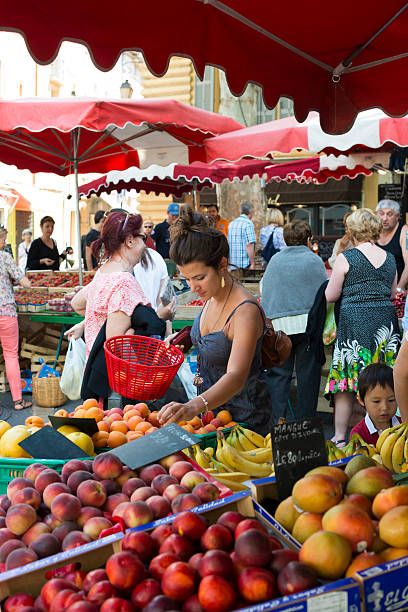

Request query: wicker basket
[{"left": 32, "top": 360, "right": 67, "bottom": 407}]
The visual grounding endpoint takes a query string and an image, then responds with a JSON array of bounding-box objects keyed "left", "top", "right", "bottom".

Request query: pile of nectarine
[
  {"left": 179, "top": 409, "right": 236, "bottom": 435},
  {"left": 4, "top": 510, "right": 322, "bottom": 610},
  {"left": 0, "top": 452, "right": 224, "bottom": 573}
]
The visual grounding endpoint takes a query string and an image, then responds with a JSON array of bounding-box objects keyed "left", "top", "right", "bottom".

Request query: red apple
[{"left": 99, "top": 598, "right": 133, "bottom": 612}]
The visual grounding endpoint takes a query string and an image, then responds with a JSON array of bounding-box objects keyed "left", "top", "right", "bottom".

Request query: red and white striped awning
[
  {"left": 79, "top": 157, "right": 372, "bottom": 198},
  {"left": 204, "top": 109, "right": 408, "bottom": 162}
]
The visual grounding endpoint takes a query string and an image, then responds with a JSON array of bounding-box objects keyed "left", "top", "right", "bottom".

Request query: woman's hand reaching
[
  {"left": 65, "top": 322, "right": 85, "bottom": 340},
  {"left": 158, "top": 297, "right": 176, "bottom": 321},
  {"left": 158, "top": 400, "right": 199, "bottom": 426}
]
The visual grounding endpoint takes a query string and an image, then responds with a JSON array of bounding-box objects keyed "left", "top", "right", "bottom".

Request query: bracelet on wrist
[{"left": 197, "top": 394, "right": 209, "bottom": 413}]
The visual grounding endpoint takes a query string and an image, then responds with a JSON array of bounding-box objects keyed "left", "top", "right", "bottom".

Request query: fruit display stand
[
  {"left": 354, "top": 556, "right": 408, "bottom": 612},
  {"left": 174, "top": 290, "right": 203, "bottom": 321}
]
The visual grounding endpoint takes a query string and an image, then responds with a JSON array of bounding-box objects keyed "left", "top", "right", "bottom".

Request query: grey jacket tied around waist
[{"left": 261, "top": 245, "right": 328, "bottom": 320}]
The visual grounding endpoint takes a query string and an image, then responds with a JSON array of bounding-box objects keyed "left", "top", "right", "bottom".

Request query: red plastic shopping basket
[{"left": 104, "top": 335, "right": 184, "bottom": 400}]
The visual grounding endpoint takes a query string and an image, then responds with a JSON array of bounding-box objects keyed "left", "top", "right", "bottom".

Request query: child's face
[{"left": 360, "top": 384, "right": 397, "bottom": 430}]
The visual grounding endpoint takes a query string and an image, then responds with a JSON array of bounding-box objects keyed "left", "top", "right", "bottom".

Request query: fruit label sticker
[
  {"left": 307, "top": 591, "right": 349, "bottom": 611},
  {"left": 109, "top": 423, "right": 197, "bottom": 469},
  {"left": 19, "top": 426, "right": 89, "bottom": 459},
  {"left": 271, "top": 418, "right": 328, "bottom": 500}
]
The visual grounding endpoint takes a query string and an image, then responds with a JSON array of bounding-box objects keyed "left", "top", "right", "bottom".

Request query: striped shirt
[{"left": 228, "top": 214, "right": 256, "bottom": 269}]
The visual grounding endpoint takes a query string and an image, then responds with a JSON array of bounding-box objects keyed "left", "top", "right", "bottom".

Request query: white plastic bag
[
  {"left": 177, "top": 347, "right": 198, "bottom": 400},
  {"left": 60, "top": 338, "right": 86, "bottom": 400}
]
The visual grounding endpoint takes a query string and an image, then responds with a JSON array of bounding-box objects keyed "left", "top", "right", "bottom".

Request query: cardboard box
[{"left": 355, "top": 556, "right": 408, "bottom": 612}]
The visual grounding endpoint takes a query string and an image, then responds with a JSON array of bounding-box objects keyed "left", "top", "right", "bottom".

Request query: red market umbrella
[
  {"left": 204, "top": 109, "right": 408, "bottom": 162},
  {"left": 79, "top": 158, "right": 372, "bottom": 199},
  {"left": 1, "top": 2, "right": 407, "bottom": 132},
  {"left": 0, "top": 97, "right": 241, "bottom": 281}
]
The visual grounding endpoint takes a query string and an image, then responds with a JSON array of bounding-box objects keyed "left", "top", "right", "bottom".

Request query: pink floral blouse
[
  {"left": 0, "top": 251, "right": 23, "bottom": 317},
  {"left": 81, "top": 270, "right": 150, "bottom": 355}
]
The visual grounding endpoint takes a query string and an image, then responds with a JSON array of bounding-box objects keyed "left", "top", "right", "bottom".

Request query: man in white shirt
[{"left": 134, "top": 248, "right": 169, "bottom": 311}]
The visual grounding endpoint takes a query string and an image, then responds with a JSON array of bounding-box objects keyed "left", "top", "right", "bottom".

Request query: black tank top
[{"left": 378, "top": 222, "right": 405, "bottom": 280}]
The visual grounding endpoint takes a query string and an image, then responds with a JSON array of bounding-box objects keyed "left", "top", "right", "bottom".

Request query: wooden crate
[{"left": 0, "top": 369, "right": 9, "bottom": 393}]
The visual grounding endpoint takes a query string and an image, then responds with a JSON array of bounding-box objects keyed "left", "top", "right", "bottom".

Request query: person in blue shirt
[
  {"left": 228, "top": 202, "right": 256, "bottom": 272},
  {"left": 152, "top": 203, "right": 180, "bottom": 259}
]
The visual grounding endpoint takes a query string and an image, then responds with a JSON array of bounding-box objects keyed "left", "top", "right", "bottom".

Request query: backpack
[{"left": 261, "top": 228, "right": 279, "bottom": 263}]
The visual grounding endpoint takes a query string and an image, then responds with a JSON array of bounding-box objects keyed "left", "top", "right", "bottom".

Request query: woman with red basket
[
  {"left": 67, "top": 211, "right": 173, "bottom": 404},
  {"left": 158, "top": 207, "right": 271, "bottom": 435}
]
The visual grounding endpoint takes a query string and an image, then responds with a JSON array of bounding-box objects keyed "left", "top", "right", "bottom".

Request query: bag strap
[{"left": 223, "top": 299, "right": 266, "bottom": 330}]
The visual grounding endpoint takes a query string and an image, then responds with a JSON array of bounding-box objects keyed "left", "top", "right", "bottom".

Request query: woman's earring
[{"left": 220, "top": 276, "right": 225, "bottom": 288}]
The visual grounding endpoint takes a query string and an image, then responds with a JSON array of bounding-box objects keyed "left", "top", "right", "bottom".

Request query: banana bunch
[
  {"left": 215, "top": 429, "right": 273, "bottom": 479},
  {"left": 187, "top": 444, "right": 250, "bottom": 492},
  {"left": 326, "top": 434, "right": 377, "bottom": 463},
  {"left": 326, "top": 440, "right": 346, "bottom": 462},
  {"left": 376, "top": 421, "right": 408, "bottom": 473}
]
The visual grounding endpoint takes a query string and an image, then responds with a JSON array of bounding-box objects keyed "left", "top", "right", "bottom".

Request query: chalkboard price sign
[
  {"left": 109, "top": 423, "right": 197, "bottom": 470},
  {"left": 272, "top": 417, "right": 328, "bottom": 500}
]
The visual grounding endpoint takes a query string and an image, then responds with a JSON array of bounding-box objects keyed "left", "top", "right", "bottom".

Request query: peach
[
  {"left": 130, "top": 486, "right": 155, "bottom": 502},
  {"left": 43, "top": 482, "right": 71, "bottom": 508},
  {"left": 11, "top": 487, "right": 41, "bottom": 509},
  {"left": 0, "top": 528, "right": 15, "bottom": 547},
  {"left": 217, "top": 511, "right": 245, "bottom": 533},
  {"left": 192, "top": 482, "right": 219, "bottom": 503},
  {"left": 198, "top": 576, "right": 236, "bottom": 611},
  {"left": 40, "top": 578, "right": 79, "bottom": 609},
  {"left": 299, "top": 531, "right": 352, "bottom": 579},
  {"left": 51, "top": 493, "right": 82, "bottom": 522},
  {"left": 293, "top": 474, "right": 343, "bottom": 513},
  {"left": 77, "top": 506, "right": 103, "bottom": 528},
  {"left": 77, "top": 480, "right": 107, "bottom": 508},
  {"left": 100, "top": 598, "right": 133, "bottom": 611},
  {"left": 277, "top": 561, "right": 317, "bottom": 596},
  {"left": 169, "top": 461, "right": 194, "bottom": 481},
  {"left": 30, "top": 533, "right": 61, "bottom": 558},
  {"left": 235, "top": 529, "right": 272, "bottom": 566},
  {"left": 62, "top": 531, "right": 92, "bottom": 551},
  {"left": 87, "top": 581, "right": 118, "bottom": 606},
  {"left": 0, "top": 495, "right": 11, "bottom": 512},
  {"left": 180, "top": 471, "right": 206, "bottom": 491},
  {"left": 22, "top": 522, "right": 51, "bottom": 546},
  {"left": 171, "top": 493, "right": 202, "bottom": 514},
  {"left": 53, "top": 521, "right": 79, "bottom": 543},
  {"left": 67, "top": 471, "right": 95, "bottom": 493},
  {"left": 104, "top": 493, "right": 129, "bottom": 514},
  {"left": 322, "top": 504, "right": 375, "bottom": 552},
  {"left": 189, "top": 552, "right": 204, "bottom": 572},
  {"left": 0, "top": 539, "right": 25, "bottom": 563},
  {"left": 292, "top": 513, "right": 323, "bottom": 543},
  {"left": 235, "top": 519, "right": 267, "bottom": 539},
  {"left": 5, "top": 547, "right": 38, "bottom": 570},
  {"left": 131, "top": 578, "right": 161, "bottom": 609},
  {"left": 116, "top": 468, "right": 137, "bottom": 487},
  {"left": 201, "top": 524, "right": 234, "bottom": 552},
  {"left": 49, "top": 591, "right": 84, "bottom": 612},
  {"left": 160, "top": 533, "right": 196, "bottom": 560},
  {"left": 199, "top": 549, "right": 234, "bottom": 579},
  {"left": 346, "top": 551, "right": 384, "bottom": 577},
  {"left": 34, "top": 469, "right": 61, "bottom": 494},
  {"left": 173, "top": 511, "right": 207, "bottom": 541},
  {"left": 379, "top": 506, "right": 408, "bottom": 548},
  {"left": 122, "top": 531, "right": 157, "bottom": 562},
  {"left": 238, "top": 567, "right": 276, "bottom": 603},
  {"left": 122, "top": 477, "right": 145, "bottom": 497},
  {"left": 7, "top": 478, "right": 34, "bottom": 501},
  {"left": 82, "top": 569, "right": 108, "bottom": 592},
  {"left": 99, "top": 479, "right": 120, "bottom": 496},
  {"left": 61, "top": 459, "right": 89, "bottom": 483},
  {"left": 372, "top": 485, "right": 408, "bottom": 519},
  {"left": 159, "top": 453, "right": 185, "bottom": 470},
  {"left": 83, "top": 517, "right": 113, "bottom": 540},
  {"left": 162, "top": 561, "right": 196, "bottom": 602},
  {"left": 151, "top": 523, "right": 173, "bottom": 547},
  {"left": 346, "top": 466, "right": 394, "bottom": 499},
  {"left": 112, "top": 501, "right": 132, "bottom": 520},
  {"left": 93, "top": 453, "right": 123, "bottom": 480},
  {"left": 163, "top": 484, "right": 189, "bottom": 502},
  {"left": 270, "top": 549, "right": 300, "bottom": 574},
  {"left": 3, "top": 593, "right": 35, "bottom": 611},
  {"left": 43, "top": 514, "right": 62, "bottom": 530},
  {"left": 149, "top": 552, "right": 180, "bottom": 581},
  {"left": 140, "top": 463, "right": 167, "bottom": 485},
  {"left": 106, "top": 551, "right": 146, "bottom": 590},
  {"left": 6, "top": 503, "right": 37, "bottom": 535},
  {"left": 151, "top": 474, "right": 179, "bottom": 495},
  {"left": 122, "top": 501, "right": 154, "bottom": 528},
  {"left": 146, "top": 495, "right": 171, "bottom": 519}
]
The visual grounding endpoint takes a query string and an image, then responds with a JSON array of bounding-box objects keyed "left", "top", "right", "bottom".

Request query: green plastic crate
[
  {"left": 194, "top": 423, "right": 248, "bottom": 451},
  {"left": 0, "top": 458, "right": 69, "bottom": 494}
]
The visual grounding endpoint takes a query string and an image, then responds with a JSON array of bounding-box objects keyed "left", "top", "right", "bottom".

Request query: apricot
[
  {"left": 110, "top": 421, "right": 128, "bottom": 434},
  {"left": 217, "top": 410, "right": 233, "bottom": 425},
  {"left": 83, "top": 398, "right": 99, "bottom": 410},
  {"left": 25, "top": 416, "right": 44, "bottom": 428},
  {"left": 372, "top": 485, "right": 408, "bottom": 519},
  {"left": 93, "top": 431, "right": 109, "bottom": 448},
  {"left": 148, "top": 411, "right": 160, "bottom": 427},
  {"left": 127, "top": 415, "right": 143, "bottom": 430},
  {"left": 182, "top": 425, "right": 195, "bottom": 433},
  {"left": 189, "top": 416, "right": 202, "bottom": 429},
  {"left": 293, "top": 474, "right": 343, "bottom": 513},
  {"left": 379, "top": 506, "right": 408, "bottom": 548},
  {"left": 146, "top": 426, "right": 159, "bottom": 434},
  {"left": 135, "top": 421, "right": 151, "bottom": 434},
  {"left": 97, "top": 421, "right": 110, "bottom": 432},
  {"left": 108, "top": 431, "right": 128, "bottom": 448},
  {"left": 292, "top": 513, "right": 322, "bottom": 543},
  {"left": 305, "top": 465, "right": 348, "bottom": 487},
  {"left": 86, "top": 407, "right": 105, "bottom": 422},
  {"left": 345, "top": 551, "right": 384, "bottom": 577},
  {"left": 73, "top": 409, "right": 86, "bottom": 419},
  {"left": 134, "top": 403, "right": 150, "bottom": 418},
  {"left": 322, "top": 504, "right": 375, "bottom": 552},
  {"left": 274, "top": 496, "right": 302, "bottom": 532},
  {"left": 127, "top": 431, "right": 143, "bottom": 442},
  {"left": 54, "top": 409, "right": 68, "bottom": 417},
  {"left": 299, "top": 531, "right": 352, "bottom": 580}
]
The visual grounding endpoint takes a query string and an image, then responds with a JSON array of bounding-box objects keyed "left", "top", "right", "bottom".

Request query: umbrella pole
[
  {"left": 72, "top": 131, "right": 83, "bottom": 286},
  {"left": 192, "top": 179, "right": 198, "bottom": 211}
]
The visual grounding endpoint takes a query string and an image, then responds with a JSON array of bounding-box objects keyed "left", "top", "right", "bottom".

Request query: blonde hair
[
  {"left": 346, "top": 208, "right": 382, "bottom": 242},
  {"left": 267, "top": 207, "right": 284, "bottom": 226}
]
